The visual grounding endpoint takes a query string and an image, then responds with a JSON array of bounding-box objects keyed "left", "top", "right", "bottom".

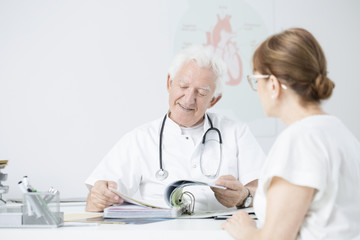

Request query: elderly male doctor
[{"left": 85, "top": 46, "right": 265, "bottom": 212}]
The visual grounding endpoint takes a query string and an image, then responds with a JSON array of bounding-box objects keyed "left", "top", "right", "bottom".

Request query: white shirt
[
  {"left": 86, "top": 112, "right": 265, "bottom": 211},
  {"left": 254, "top": 115, "right": 360, "bottom": 239},
  {"left": 180, "top": 120, "right": 204, "bottom": 144}
]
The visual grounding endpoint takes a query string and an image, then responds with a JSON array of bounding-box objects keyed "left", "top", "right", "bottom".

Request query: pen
[
  {"left": 18, "top": 180, "right": 28, "bottom": 193},
  {"left": 22, "top": 176, "right": 36, "bottom": 192},
  {"left": 214, "top": 212, "right": 258, "bottom": 220},
  {"left": 18, "top": 181, "right": 36, "bottom": 216},
  {"left": 214, "top": 215, "right": 258, "bottom": 220},
  {"left": 43, "top": 187, "right": 58, "bottom": 203},
  {"left": 214, "top": 215, "right": 231, "bottom": 220}
]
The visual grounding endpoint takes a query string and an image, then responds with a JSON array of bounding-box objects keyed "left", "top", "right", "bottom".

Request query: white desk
[{"left": 0, "top": 202, "right": 234, "bottom": 240}]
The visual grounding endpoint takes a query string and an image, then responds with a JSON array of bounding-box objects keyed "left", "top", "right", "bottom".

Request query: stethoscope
[{"left": 155, "top": 113, "right": 223, "bottom": 181}]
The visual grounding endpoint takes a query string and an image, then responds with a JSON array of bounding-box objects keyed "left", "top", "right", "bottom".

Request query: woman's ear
[{"left": 269, "top": 75, "right": 281, "bottom": 100}]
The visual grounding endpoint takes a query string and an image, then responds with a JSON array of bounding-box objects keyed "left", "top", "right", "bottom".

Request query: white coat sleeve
[{"left": 84, "top": 132, "right": 142, "bottom": 196}]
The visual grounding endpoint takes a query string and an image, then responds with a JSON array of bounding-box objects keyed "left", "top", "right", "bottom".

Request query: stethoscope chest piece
[{"left": 155, "top": 169, "right": 169, "bottom": 181}]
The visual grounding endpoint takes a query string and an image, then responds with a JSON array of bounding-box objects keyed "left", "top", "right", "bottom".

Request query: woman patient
[{"left": 222, "top": 28, "right": 360, "bottom": 239}]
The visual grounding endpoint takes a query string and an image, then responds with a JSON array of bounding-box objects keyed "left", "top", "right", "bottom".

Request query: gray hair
[{"left": 168, "top": 46, "right": 227, "bottom": 98}]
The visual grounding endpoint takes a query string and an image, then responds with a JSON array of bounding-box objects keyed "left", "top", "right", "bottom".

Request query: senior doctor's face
[{"left": 167, "top": 61, "right": 222, "bottom": 127}]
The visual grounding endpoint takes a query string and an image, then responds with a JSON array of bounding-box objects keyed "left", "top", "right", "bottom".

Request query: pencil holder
[{"left": 22, "top": 191, "right": 63, "bottom": 227}]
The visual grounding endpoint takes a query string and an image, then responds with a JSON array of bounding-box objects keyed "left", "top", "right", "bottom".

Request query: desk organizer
[{"left": 0, "top": 191, "right": 63, "bottom": 228}]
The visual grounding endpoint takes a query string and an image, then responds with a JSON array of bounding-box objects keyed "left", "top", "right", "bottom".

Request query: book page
[
  {"left": 109, "top": 188, "right": 167, "bottom": 209},
  {"left": 111, "top": 180, "right": 228, "bottom": 212}
]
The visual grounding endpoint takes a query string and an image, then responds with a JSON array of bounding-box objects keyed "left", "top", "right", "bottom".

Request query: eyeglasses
[
  {"left": 247, "top": 75, "right": 288, "bottom": 91},
  {"left": 247, "top": 75, "right": 270, "bottom": 91}
]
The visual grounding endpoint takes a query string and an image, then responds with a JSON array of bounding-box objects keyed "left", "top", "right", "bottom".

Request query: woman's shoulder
[{"left": 282, "top": 115, "right": 339, "bottom": 136}]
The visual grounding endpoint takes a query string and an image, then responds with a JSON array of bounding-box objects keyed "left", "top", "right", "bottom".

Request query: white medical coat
[{"left": 86, "top": 112, "right": 265, "bottom": 211}]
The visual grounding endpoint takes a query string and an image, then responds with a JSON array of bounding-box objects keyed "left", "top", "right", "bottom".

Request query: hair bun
[{"left": 314, "top": 74, "right": 335, "bottom": 100}]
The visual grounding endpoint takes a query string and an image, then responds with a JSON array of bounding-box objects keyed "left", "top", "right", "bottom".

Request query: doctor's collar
[{"left": 165, "top": 112, "right": 209, "bottom": 133}]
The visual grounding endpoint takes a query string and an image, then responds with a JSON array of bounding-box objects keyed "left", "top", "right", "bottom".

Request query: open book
[{"left": 104, "top": 180, "right": 227, "bottom": 219}]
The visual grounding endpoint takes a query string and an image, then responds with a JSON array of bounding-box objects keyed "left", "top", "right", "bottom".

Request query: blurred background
[{"left": 1, "top": 0, "right": 359, "bottom": 200}]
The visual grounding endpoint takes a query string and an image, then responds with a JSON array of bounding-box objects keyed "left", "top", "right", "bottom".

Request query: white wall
[
  {"left": 253, "top": 0, "right": 360, "bottom": 153},
  {"left": 273, "top": 0, "right": 360, "bottom": 141},
  {"left": 0, "top": 0, "right": 359, "bottom": 200}
]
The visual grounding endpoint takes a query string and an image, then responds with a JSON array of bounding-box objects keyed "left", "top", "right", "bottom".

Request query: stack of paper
[
  {"left": 0, "top": 205, "right": 22, "bottom": 227},
  {"left": 0, "top": 160, "right": 8, "bottom": 167},
  {"left": 104, "top": 203, "right": 183, "bottom": 219}
]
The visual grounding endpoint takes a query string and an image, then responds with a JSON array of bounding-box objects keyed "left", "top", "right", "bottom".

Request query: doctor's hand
[
  {"left": 86, "top": 180, "right": 124, "bottom": 212},
  {"left": 211, "top": 175, "right": 249, "bottom": 208}
]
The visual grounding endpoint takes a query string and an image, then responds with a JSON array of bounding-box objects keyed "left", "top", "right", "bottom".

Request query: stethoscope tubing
[
  {"left": 157, "top": 113, "right": 222, "bottom": 181},
  {"left": 159, "top": 114, "right": 167, "bottom": 171}
]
